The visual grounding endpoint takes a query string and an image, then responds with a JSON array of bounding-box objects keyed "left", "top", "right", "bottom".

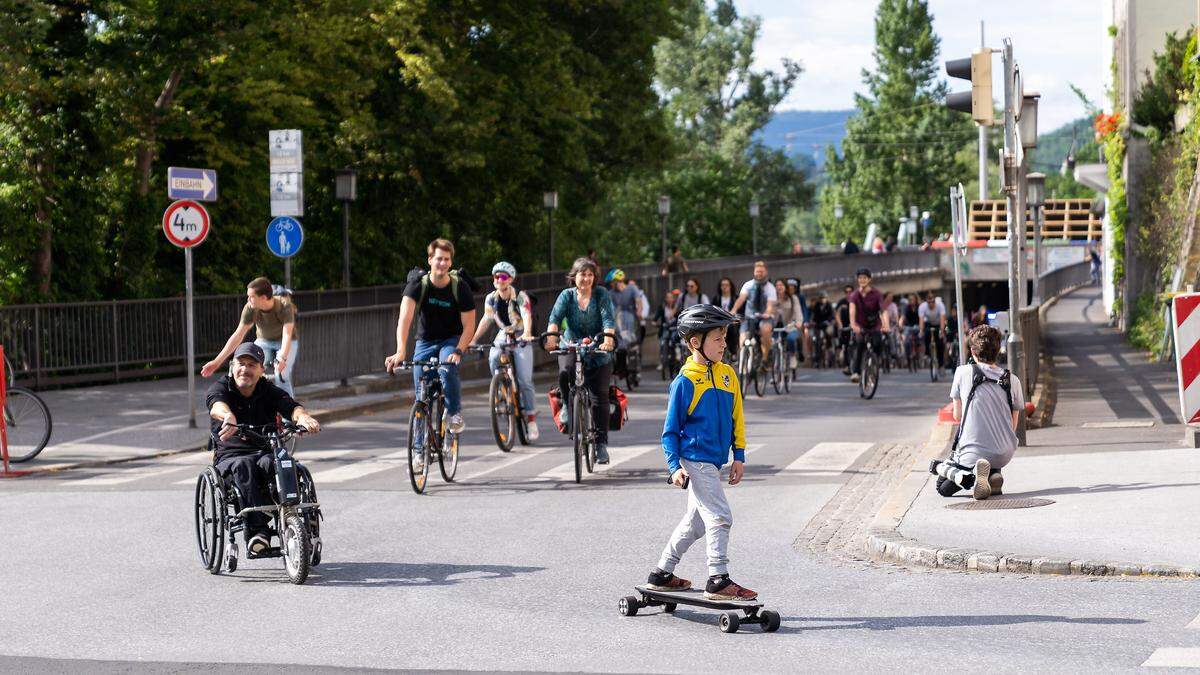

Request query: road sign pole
[
  {"left": 285, "top": 257, "right": 292, "bottom": 289},
  {"left": 185, "top": 247, "right": 197, "bottom": 429},
  {"left": 951, "top": 185, "right": 968, "bottom": 367}
]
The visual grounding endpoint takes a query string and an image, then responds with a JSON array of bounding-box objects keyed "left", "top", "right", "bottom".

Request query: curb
[{"left": 860, "top": 417, "right": 1199, "bottom": 580}]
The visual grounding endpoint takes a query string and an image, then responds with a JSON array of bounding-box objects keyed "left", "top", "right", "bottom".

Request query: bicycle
[
  {"left": 769, "top": 328, "right": 792, "bottom": 395},
  {"left": 854, "top": 331, "right": 883, "bottom": 400},
  {"left": 1, "top": 346, "right": 52, "bottom": 463},
  {"left": 945, "top": 334, "right": 961, "bottom": 372},
  {"left": 810, "top": 324, "right": 837, "bottom": 370},
  {"left": 615, "top": 312, "right": 641, "bottom": 391},
  {"left": 546, "top": 335, "right": 605, "bottom": 484},
  {"left": 469, "top": 340, "right": 532, "bottom": 452},
  {"left": 924, "top": 326, "right": 943, "bottom": 382},
  {"left": 658, "top": 321, "right": 684, "bottom": 381},
  {"left": 394, "top": 358, "right": 459, "bottom": 494},
  {"left": 736, "top": 330, "right": 766, "bottom": 399}
]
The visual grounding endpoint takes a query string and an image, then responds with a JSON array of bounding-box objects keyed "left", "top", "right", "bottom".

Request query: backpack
[
  {"left": 271, "top": 284, "right": 294, "bottom": 299},
  {"left": 951, "top": 362, "right": 1014, "bottom": 452},
  {"left": 415, "top": 270, "right": 462, "bottom": 307},
  {"left": 608, "top": 385, "right": 629, "bottom": 431}
]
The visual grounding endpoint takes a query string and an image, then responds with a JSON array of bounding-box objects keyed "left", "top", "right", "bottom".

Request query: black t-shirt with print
[{"left": 403, "top": 275, "right": 476, "bottom": 341}]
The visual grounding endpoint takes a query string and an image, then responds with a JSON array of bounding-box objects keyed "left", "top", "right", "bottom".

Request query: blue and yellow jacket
[{"left": 662, "top": 357, "right": 746, "bottom": 474}]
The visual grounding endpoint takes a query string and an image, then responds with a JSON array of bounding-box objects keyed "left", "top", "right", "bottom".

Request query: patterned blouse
[{"left": 549, "top": 286, "right": 616, "bottom": 368}]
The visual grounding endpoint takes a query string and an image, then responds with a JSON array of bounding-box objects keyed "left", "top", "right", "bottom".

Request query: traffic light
[{"left": 945, "top": 50, "right": 993, "bottom": 126}]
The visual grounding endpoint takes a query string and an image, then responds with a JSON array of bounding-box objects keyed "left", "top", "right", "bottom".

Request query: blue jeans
[
  {"left": 413, "top": 337, "right": 462, "bottom": 415},
  {"left": 489, "top": 335, "right": 537, "bottom": 415},
  {"left": 255, "top": 338, "right": 298, "bottom": 397},
  {"left": 783, "top": 327, "right": 799, "bottom": 355}
]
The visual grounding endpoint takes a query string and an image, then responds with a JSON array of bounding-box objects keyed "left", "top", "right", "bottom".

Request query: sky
[{"left": 738, "top": 0, "right": 1109, "bottom": 131}]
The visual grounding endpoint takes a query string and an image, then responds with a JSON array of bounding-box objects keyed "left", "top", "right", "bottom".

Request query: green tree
[{"left": 817, "top": 0, "right": 973, "bottom": 245}]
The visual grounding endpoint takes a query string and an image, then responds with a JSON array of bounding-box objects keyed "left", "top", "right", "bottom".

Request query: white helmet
[{"left": 492, "top": 261, "right": 517, "bottom": 279}]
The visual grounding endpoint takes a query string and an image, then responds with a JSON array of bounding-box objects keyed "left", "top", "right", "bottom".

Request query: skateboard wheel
[
  {"left": 619, "top": 596, "right": 639, "bottom": 617},
  {"left": 663, "top": 603, "right": 677, "bottom": 614},
  {"left": 760, "top": 610, "right": 781, "bottom": 633},
  {"left": 719, "top": 611, "right": 740, "bottom": 633}
]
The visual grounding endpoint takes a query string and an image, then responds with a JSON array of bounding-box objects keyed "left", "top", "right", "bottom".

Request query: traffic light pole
[
  {"left": 1000, "top": 38, "right": 1026, "bottom": 446},
  {"left": 978, "top": 21, "right": 988, "bottom": 200}
]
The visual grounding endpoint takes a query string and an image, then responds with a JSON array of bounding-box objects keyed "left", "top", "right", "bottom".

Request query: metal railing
[
  {"left": 0, "top": 250, "right": 940, "bottom": 388},
  {"left": 1016, "top": 260, "right": 1092, "bottom": 395}
]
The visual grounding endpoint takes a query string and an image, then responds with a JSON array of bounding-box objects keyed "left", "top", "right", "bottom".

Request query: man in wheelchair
[{"left": 205, "top": 343, "right": 321, "bottom": 555}]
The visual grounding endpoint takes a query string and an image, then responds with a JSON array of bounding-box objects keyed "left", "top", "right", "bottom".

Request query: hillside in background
[
  {"left": 1031, "top": 116, "right": 1101, "bottom": 173},
  {"left": 756, "top": 109, "right": 854, "bottom": 178}
]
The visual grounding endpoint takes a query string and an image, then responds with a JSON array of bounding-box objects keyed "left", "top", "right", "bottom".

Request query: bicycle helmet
[
  {"left": 676, "top": 304, "right": 739, "bottom": 362},
  {"left": 855, "top": 267, "right": 872, "bottom": 278},
  {"left": 492, "top": 261, "right": 517, "bottom": 279},
  {"left": 608, "top": 268, "right": 626, "bottom": 282}
]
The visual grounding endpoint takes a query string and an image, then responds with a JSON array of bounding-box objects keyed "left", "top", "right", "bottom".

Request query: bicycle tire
[
  {"left": 861, "top": 352, "right": 879, "bottom": 399},
  {"left": 929, "top": 348, "right": 939, "bottom": 382},
  {"left": 3, "top": 387, "right": 52, "bottom": 462},
  {"left": 439, "top": 417, "right": 459, "bottom": 482},
  {"left": 489, "top": 372, "right": 515, "bottom": 452},
  {"left": 737, "top": 343, "right": 752, "bottom": 399},
  {"left": 783, "top": 351, "right": 792, "bottom": 393},
  {"left": 771, "top": 348, "right": 783, "bottom": 395},
  {"left": 583, "top": 395, "right": 595, "bottom": 474},
  {"left": 406, "top": 401, "right": 431, "bottom": 494},
  {"left": 753, "top": 351, "right": 765, "bottom": 398},
  {"left": 572, "top": 392, "right": 585, "bottom": 483}
]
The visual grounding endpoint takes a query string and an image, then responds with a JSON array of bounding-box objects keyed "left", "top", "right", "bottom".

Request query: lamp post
[
  {"left": 544, "top": 191, "right": 558, "bottom": 270},
  {"left": 749, "top": 201, "right": 760, "bottom": 256},
  {"left": 834, "top": 202, "right": 844, "bottom": 221},
  {"left": 658, "top": 195, "right": 671, "bottom": 265},
  {"left": 335, "top": 168, "right": 357, "bottom": 289},
  {"left": 1026, "top": 172, "right": 1046, "bottom": 305},
  {"left": 335, "top": 167, "right": 357, "bottom": 388}
]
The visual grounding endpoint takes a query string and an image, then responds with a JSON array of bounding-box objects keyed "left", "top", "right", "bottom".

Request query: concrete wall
[{"left": 1113, "top": 0, "right": 1195, "bottom": 114}]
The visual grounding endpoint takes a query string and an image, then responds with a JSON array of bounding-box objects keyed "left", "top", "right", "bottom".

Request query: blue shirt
[{"left": 662, "top": 357, "right": 747, "bottom": 474}]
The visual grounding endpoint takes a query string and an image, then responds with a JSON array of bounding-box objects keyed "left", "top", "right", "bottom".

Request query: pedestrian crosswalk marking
[
  {"left": 308, "top": 450, "right": 408, "bottom": 484},
  {"left": 1143, "top": 648, "right": 1200, "bottom": 668},
  {"left": 457, "top": 445, "right": 559, "bottom": 482},
  {"left": 781, "top": 442, "right": 873, "bottom": 476},
  {"left": 1189, "top": 614, "right": 1200, "bottom": 630},
  {"left": 534, "top": 443, "right": 765, "bottom": 483},
  {"left": 170, "top": 449, "right": 360, "bottom": 485},
  {"left": 74, "top": 465, "right": 193, "bottom": 487}
]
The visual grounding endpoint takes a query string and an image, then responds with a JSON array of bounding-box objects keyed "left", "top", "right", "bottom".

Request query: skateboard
[{"left": 619, "top": 585, "right": 781, "bottom": 633}]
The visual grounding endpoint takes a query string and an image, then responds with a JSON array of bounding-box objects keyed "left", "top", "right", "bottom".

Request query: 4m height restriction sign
[
  {"left": 162, "top": 200, "right": 210, "bottom": 248},
  {"left": 1172, "top": 293, "right": 1200, "bottom": 424}
]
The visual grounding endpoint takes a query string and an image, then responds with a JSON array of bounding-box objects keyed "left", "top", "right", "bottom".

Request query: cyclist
[
  {"left": 207, "top": 343, "right": 321, "bottom": 555},
  {"left": 607, "top": 268, "right": 645, "bottom": 380},
  {"left": 468, "top": 261, "right": 539, "bottom": 441},
  {"left": 835, "top": 284, "right": 854, "bottom": 371},
  {"left": 545, "top": 257, "right": 618, "bottom": 464},
  {"left": 847, "top": 267, "right": 890, "bottom": 384},
  {"left": 786, "top": 278, "right": 809, "bottom": 364},
  {"left": 807, "top": 290, "right": 836, "bottom": 362},
  {"left": 945, "top": 303, "right": 962, "bottom": 366},
  {"left": 882, "top": 291, "right": 900, "bottom": 363},
  {"left": 900, "top": 293, "right": 921, "bottom": 360},
  {"left": 385, "top": 238, "right": 477, "bottom": 434},
  {"left": 680, "top": 277, "right": 709, "bottom": 309},
  {"left": 730, "top": 261, "right": 777, "bottom": 371},
  {"left": 774, "top": 279, "right": 803, "bottom": 369},
  {"left": 918, "top": 292, "right": 947, "bottom": 370},
  {"left": 202, "top": 277, "right": 299, "bottom": 396}
]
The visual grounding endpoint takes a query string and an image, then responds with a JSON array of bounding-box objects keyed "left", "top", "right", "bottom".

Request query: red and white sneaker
[{"left": 704, "top": 576, "right": 757, "bottom": 601}]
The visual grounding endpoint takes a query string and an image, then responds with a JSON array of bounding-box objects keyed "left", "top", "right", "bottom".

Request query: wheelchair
[{"left": 193, "top": 420, "right": 323, "bottom": 585}]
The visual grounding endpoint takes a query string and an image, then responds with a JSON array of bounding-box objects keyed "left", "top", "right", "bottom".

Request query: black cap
[{"left": 233, "top": 343, "right": 265, "bottom": 365}]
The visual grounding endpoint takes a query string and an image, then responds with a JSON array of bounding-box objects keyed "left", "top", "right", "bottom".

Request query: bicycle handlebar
[{"left": 217, "top": 420, "right": 308, "bottom": 443}]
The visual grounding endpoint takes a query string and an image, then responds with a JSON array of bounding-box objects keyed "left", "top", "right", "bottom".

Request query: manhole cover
[{"left": 946, "top": 497, "right": 1055, "bottom": 510}]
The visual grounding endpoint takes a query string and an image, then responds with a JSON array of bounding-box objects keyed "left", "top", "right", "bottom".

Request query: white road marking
[
  {"left": 1188, "top": 614, "right": 1200, "bottom": 630},
  {"left": 74, "top": 465, "right": 194, "bottom": 486},
  {"left": 781, "top": 442, "right": 873, "bottom": 475},
  {"left": 1143, "top": 648, "right": 1200, "bottom": 668},
  {"left": 534, "top": 443, "right": 764, "bottom": 483},
  {"left": 456, "top": 445, "right": 560, "bottom": 482},
  {"left": 170, "top": 449, "right": 361, "bottom": 485},
  {"left": 49, "top": 413, "right": 190, "bottom": 449},
  {"left": 1081, "top": 420, "right": 1156, "bottom": 429},
  {"left": 307, "top": 450, "right": 408, "bottom": 483}
]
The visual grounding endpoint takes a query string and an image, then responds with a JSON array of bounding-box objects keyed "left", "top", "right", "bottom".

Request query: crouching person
[{"left": 929, "top": 325, "right": 1024, "bottom": 500}]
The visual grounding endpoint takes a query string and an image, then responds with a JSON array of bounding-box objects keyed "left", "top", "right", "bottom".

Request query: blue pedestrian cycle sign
[{"left": 266, "top": 217, "right": 304, "bottom": 258}]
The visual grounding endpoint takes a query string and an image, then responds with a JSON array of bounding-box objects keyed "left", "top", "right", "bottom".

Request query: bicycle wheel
[
  {"left": 860, "top": 351, "right": 879, "bottom": 399},
  {"left": 628, "top": 349, "right": 641, "bottom": 389},
  {"left": 783, "top": 350, "right": 793, "bottom": 392},
  {"left": 753, "top": 350, "right": 765, "bottom": 398},
  {"left": 583, "top": 395, "right": 595, "bottom": 474},
  {"left": 406, "top": 401, "right": 431, "bottom": 494},
  {"left": 438, "top": 410, "right": 459, "bottom": 482},
  {"left": 572, "top": 391, "right": 586, "bottom": 483},
  {"left": 929, "top": 344, "right": 940, "bottom": 382},
  {"left": 489, "top": 372, "right": 515, "bottom": 452},
  {"left": 3, "top": 388, "right": 52, "bottom": 462},
  {"left": 771, "top": 347, "right": 783, "bottom": 395},
  {"left": 737, "top": 343, "right": 752, "bottom": 399},
  {"left": 281, "top": 513, "right": 311, "bottom": 585}
]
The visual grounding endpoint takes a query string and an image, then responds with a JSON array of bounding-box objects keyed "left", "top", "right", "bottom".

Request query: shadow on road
[
  {"left": 1015, "top": 482, "right": 1200, "bottom": 498},
  {"left": 235, "top": 561, "right": 545, "bottom": 587},
  {"left": 635, "top": 610, "right": 1146, "bottom": 634}
]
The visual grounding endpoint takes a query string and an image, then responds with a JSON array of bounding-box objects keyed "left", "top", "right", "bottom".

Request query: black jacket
[{"left": 205, "top": 375, "right": 300, "bottom": 459}]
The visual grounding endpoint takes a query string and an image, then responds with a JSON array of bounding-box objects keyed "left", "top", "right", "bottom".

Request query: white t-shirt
[
  {"left": 739, "top": 279, "right": 777, "bottom": 318},
  {"left": 918, "top": 302, "right": 946, "bottom": 327}
]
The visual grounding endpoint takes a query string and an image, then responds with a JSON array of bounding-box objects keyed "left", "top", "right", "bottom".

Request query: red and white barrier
[{"left": 1172, "top": 294, "right": 1200, "bottom": 424}]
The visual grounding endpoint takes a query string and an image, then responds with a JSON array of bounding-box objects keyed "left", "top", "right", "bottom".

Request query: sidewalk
[
  {"left": 3, "top": 369, "right": 504, "bottom": 474},
  {"left": 873, "top": 285, "right": 1200, "bottom": 576}
]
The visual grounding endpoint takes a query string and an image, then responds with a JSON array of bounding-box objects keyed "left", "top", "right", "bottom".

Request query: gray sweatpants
[{"left": 656, "top": 459, "right": 732, "bottom": 577}]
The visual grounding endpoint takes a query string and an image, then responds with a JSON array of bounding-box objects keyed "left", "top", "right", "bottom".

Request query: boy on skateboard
[
  {"left": 646, "top": 304, "right": 757, "bottom": 601},
  {"left": 929, "top": 324, "right": 1025, "bottom": 500}
]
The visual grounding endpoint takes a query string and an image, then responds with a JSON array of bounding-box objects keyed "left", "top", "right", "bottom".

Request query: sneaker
[
  {"left": 989, "top": 468, "right": 1004, "bottom": 495},
  {"left": 595, "top": 443, "right": 610, "bottom": 464},
  {"left": 557, "top": 406, "right": 569, "bottom": 430},
  {"left": 526, "top": 417, "right": 540, "bottom": 442},
  {"left": 972, "top": 459, "right": 992, "bottom": 500},
  {"left": 850, "top": 373, "right": 861, "bottom": 383},
  {"left": 247, "top": 533, "right": 270, "bottom": 555},
  {"left": 447, "top": 413, "right": 465, "bottom": 434},
  {"left": 928, "top": 459, "right": 941, "bottom": 474},
  {"left": 646, "top": 569, "right": 692, "bottom": 591},
  {"left": 788, "top": 354, "right": 798, "bottom": 369},
  {"left": 705, "top": 575, "right": 757, "bottom": 601},
  {"left": 842, "top": 367, "right": 852, "bottom": 376}
]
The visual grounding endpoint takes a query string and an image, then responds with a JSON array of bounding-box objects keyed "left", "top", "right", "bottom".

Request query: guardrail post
[
  {"left": 111, "top": 301, "right": 119, "bottom": 380},
  {"left": 33, "top": 306, "right": 42, "bottom": 390}
]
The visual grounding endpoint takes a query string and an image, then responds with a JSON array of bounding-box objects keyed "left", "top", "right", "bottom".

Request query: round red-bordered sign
[{"left": 162, "top": 199, "right": 210, "bottom": 248}]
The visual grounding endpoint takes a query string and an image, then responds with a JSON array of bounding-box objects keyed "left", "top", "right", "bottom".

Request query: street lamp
[
  {"left": 1019, "top": 92, "right": 1040, "bottom": 149},
  {"left": 335, "top": 168, "right": 357, "bottom": 289},
  {"left": 1026, "top": 172, "right": 1046, "bottom": 304},
  {"left": 749, "top": 201, "right": 760, "bottom": 256},
  {"left": 834, "top": 202, "right": 844, "bottom": 220},
  {"left": 543, "top": 191, "right": 559, "bottom": 270},
  {"left": 658, "top": 195, "right": 671, "bottom": 264}
]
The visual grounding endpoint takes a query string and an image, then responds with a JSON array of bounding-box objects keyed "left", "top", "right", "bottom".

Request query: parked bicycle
[
  {"left": 393, "top": 358, "right": 459, "bottom": 494},
  {"left": 1, "top": 346, "right": 52, "bottom": 463},
  {"left": 547, "top": 336, "right": 603, "bottom": 484},
  {"left": 469, "top": 341, "right": 532, "bottom": 452}
]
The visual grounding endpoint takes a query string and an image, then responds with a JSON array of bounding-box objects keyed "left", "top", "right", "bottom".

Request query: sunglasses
[{"left": 493, "top": 273, "right": 512, "bottom": 282}]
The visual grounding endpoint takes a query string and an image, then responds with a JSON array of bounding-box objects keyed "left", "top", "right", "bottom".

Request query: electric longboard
[{"left": 619, "top": 585, "right": 781, "bottom": 633}]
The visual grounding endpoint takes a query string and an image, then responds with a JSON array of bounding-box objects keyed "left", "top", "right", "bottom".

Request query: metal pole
[
  {"left": 284, "top": 258, "right": 292, "bottom": 289},
  {"left": 1001, "top": 38, "right": 1025, "bottom": 446},
  {"left": 661, "top": 215, "right": 668, "bottom": 266},
  {"left": 341, "top": 201, "right": 351, "bottom": 288},
  {"left": 978, "top": 21, "right": 988, "bottom": 201},
  {"left": 185, "top": 247, "right": 197, "bottom": 429},
  {"left": 951, "top": 186, "right": 967, "bottom": 367},
  {"left": 752, "top": 215, "right": 759, "bottom": 256},
  {"left": 547, "top": 208, "right": 554, "bottom": 270},
  {"left": 1016, "top": 162, "right": 1028, "bottom": 310},
  {"left": 1033, "top": 203, "right": 1043, "bottom": 304}
]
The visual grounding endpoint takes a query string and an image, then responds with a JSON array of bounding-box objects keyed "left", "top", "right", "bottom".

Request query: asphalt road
[{"left": 2, "top": 363, "right": 1199, "bottom": 672}]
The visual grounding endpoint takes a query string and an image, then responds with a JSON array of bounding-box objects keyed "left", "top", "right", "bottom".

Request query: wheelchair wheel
[
  {"left": 280, "top": 514, "right": 311, "bottom": 585},
  {"left": 407, "top": 401, "right": 431, "bottom": 494},
  {"left": 194, "top": 467, "right": 225, "bottom": 574}
]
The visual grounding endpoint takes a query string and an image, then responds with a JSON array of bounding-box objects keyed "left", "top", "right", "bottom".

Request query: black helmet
[
  {"left": 855, "top": 267, "right": 872, "bottom": 278},
  {"left": 677, "top": 303, "right": 739, "bottom": 341}
]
